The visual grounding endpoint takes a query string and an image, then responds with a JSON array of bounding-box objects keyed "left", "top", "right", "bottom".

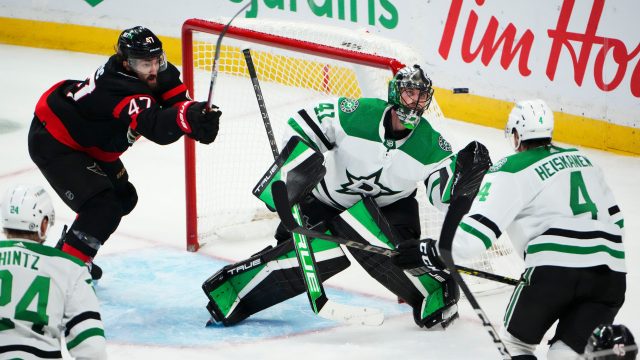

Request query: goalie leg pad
[
  {"left": 329, "top": 195, "right": 460, "bottom": 328},
  {"left": 202, "top": 238, "right": 349, "bottom": 326}
]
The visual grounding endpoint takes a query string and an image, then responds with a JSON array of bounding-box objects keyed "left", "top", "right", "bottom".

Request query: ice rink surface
[{"left": 0, "top": 44, "right": 638, "bottom": 359}]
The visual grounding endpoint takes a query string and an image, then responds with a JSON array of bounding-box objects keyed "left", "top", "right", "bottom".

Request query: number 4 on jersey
[
  {"left": 570, "top": 171, "right": 598, "bottom": 219},
  {"left": 477, "top": 182, "right": 492, "bottom": 201}
]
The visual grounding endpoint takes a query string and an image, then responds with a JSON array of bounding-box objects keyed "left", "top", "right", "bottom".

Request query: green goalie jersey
[
  {"left": 451, "top": 145, "right": 626, "bottom": 273},
  {"left": 281, "top": 97, "right": 455, "bottom": 211},
  {"left": 0, "top": 240, "right": 106, "bottom": 359}
]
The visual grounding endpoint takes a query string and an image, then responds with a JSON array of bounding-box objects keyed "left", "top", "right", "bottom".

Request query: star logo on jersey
[
  {"left": 337, "top": 169, "right": 401, "bottom": 198},
  {"left": 339, "top": 98, "right": 359, "bottom": 113},
  {"left": 438, "top": 136, "right": 452, "bottom": 152}
]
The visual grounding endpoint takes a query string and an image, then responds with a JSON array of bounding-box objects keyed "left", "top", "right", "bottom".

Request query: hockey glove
[
  {"left": 392, "top": 238, "right": 446, "bottom": 276},
  {"left": 450, "top": 141, "right": 492, "bottom": 202},
  {"left": 177, "top": 101, "right": 221, "bottom": 145}
]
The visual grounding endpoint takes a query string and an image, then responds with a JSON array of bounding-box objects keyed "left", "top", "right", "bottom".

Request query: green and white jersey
[
  {"left": 0, "top": 240, "right": 106, "bottom": 359},
  {"left": 451, "top": 145, "right": 626, "bottom": 272},
  {"left": 282, "top": 97, "right": 454, "bottom": 211}
]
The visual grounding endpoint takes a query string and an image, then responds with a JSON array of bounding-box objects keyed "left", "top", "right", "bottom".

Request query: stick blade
[
  {"left": 272, "top": 180, "right": 297, "bottom": 230},
  {"left": 319, "top": 300, "right": 384, "bottom": 326}
]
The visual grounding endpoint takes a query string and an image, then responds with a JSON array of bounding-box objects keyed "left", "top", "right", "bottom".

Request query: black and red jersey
[{"left": 34, "top": 55, "right": 191, "bottom": 162}]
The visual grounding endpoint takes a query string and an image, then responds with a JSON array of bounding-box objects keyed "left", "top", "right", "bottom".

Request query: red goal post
[{"left": 181, "top": 18, "right": 406, "bottom": 252}]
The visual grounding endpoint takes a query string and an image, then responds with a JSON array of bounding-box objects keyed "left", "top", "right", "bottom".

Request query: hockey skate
[{"left": 56, "top": 225, "right": 103, "bottom": 281}]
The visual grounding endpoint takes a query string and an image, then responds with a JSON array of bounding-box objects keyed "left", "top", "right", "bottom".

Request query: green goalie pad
[
  {"left": 328, "top": 197, "right": 455, "bottom": 324},
  {"left": 252, "top": 136, "right": 326, "bottom": 211},
  {"left": 202, "top": 238, "right": 349, "bottom": 326}
]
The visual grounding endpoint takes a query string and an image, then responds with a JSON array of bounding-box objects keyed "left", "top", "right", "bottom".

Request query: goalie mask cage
[{"left": 181, "top": 18, "right": 522, "bottom": 295}]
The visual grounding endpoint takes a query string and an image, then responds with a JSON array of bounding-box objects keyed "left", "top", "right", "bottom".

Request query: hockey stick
[
  {"left": 438, "top": 143, "right": 511, "bottom": 359},
  {"left": 205, "top": 1, "right": 251, "bottom": 109},
  {"left": 271, "top": 180, "right": 519, "bottom": 287},
  {"left": 243, "top": 49, "right": 384, "bottom": 326}
]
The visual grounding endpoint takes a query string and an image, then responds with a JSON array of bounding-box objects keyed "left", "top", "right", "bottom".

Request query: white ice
[{"left": 0, "top": 44, "right": 638, "bottom": 360}]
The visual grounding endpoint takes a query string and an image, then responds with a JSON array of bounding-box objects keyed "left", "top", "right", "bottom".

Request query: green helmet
[{"left": 388, "top": 64, "right": 434, "bottom": 129}]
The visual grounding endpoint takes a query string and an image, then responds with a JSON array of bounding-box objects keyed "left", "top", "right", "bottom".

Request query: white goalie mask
[
  {"left": 505, "top": 99, "right": 554, "bottom": 150},
  {"left": 2, "top": 185, "right": 55, "bottom": 241}
]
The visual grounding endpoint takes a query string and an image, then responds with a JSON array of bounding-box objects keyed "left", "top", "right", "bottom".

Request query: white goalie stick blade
[{"left": 319, "top": 300, "right": 385, "bottom": 326}]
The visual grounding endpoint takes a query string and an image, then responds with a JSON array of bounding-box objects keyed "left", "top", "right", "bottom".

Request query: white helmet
[
  {"left": 505, "top": 99, "right": 554, "bottom": 150},
  {"left": 2, "top": 185, "right": 55, "bottom": 240}
]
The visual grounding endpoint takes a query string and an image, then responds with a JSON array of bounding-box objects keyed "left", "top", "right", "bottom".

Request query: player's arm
[
  {"left": 121, "top": 98, "right": 221, "bottom": 145},
  {"left": 281, "top": 99, "right": 338, "bottom": 152},
  {"left": 153, "top": 62, "right": 190, "bottom": 106},
  {"left": 449, "top": 168, "right": 523, "bottom": 262},
  {"left": 63, "top": 270, "right": 107, "bottom": 360}
]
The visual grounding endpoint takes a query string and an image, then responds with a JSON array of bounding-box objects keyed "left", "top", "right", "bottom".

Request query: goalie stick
[
  {"left": 271, "top": 180, "right": 519, "bottom": 287},
  {"left": 243, "top": 49, "right": 383, "bottom": 326},
  {"left": 205, "top": 1, "right": 251, "bottom": 109},
  {"left": 438, "top": 141, "right": 511, "bottom": 359}
]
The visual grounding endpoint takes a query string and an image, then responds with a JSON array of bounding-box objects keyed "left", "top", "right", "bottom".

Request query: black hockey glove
[
  {"left": 392, "top": 238, "right": 446, "bottom": 276},
  {"left": 177, "top": 101, "right": 221, "bottom": 145},
  {"left": 450, "top": 141, "right": 492, "bottom": 202}
]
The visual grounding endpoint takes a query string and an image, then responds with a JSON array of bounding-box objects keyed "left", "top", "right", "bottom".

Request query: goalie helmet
[
  {"left": 117, "top": 26, "right": 167, "bottom": 73},
  {"left": 505, "top": 99, "right": 554, "bottom": 150},
  {"left": 388, "top": 64, "right": 434, "bottom": 129},
  {"left": 584, "top": 324, "right": 637, "bottom": 360},
  {"left": 1, "top": 185, "right": 55, "bottom": 241}
]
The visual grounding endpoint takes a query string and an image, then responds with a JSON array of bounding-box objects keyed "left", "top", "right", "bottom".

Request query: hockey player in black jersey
[{"left": 28, "top": 26, "right": 222, "bottom": 279}]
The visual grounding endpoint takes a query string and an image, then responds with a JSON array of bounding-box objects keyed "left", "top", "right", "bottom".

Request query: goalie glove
[
  {"left": 450, "top": 140, "right": 492, "bottom": 202},
  {"left": 392, "top": 238, "right": 447, "bottom": 276}
]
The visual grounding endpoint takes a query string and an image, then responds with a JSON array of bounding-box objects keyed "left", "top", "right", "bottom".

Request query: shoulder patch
[
  {"left": 489, "top": 157, "right": 508, "bottom": 172},
  {"left": 438, "top": 136, "right": 452, "bottom": 152},
  {"left": 339, "top": 98, "right": 359, "bottom": 113}
]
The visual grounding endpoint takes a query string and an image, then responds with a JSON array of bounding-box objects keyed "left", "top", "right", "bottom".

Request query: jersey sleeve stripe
[
  {"left": 112, "top": 94, "right": 152, "bottom": 119},
  {"left": 541, "top": 228, "right": 622, "bottom": 243},
  {"left": 66, "top": 328, "right": 105, "bottom": 350},
  {"left": 427, "top": 178, "right": 439, "bottom": 205},
  {"left": 297, "top": 109, "right": 334, "bottom": 150},
  {"left": 65, "top": 311, "right": 102, "bottom": 337},
  {"left": 161, "top": 83, "right": 187, "bottom": 101},
  {"left": 459, "top": 222, "right": 493, "bottom": 249},
  {"left": 469, "top": 214, "right": 502, "bottom": 239},
  {"left": 0, "top": 345, "right": 62, "bottom": 359}
]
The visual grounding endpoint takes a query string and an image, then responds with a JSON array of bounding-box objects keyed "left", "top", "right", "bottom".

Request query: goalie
[{"left": 203, "top": 65, "right": 486, "bottom": 329}]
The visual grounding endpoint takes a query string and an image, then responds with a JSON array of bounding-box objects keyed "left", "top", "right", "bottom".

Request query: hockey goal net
[{"left": 181, "top": 18, "right": 522, "bottom": 294}]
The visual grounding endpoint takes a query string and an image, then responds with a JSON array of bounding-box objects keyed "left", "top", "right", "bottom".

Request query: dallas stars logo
[{"left": 337, "top": 169, "right": 401, "bottom": 198}]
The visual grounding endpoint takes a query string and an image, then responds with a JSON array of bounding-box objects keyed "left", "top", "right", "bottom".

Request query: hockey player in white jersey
[
  {"left": 203, "top": 65, "right": 482, "bottom": 330},
  {"left": 0, "top": 185, "right": 106, "bottom": 359},
  {"left": 393, "top": 99, "right": 626, "bottom": 359}
]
